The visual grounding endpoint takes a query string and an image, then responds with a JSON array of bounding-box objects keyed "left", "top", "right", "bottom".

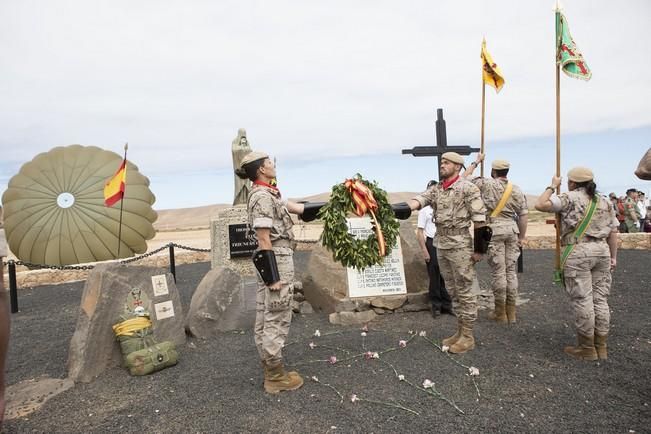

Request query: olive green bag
[{"left": 125, "top": 341, "right": 178, "bottom": 376}]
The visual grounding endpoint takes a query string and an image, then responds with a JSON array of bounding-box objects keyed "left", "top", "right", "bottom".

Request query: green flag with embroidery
[{"left": 556, "top": 10, "right": 592, "bottom": 81}]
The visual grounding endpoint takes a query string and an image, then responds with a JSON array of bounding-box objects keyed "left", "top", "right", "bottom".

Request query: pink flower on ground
[
  {"left": 328, "top": 355, "right": 337, "bottom": 364},
  {"left": 350, "top": 394, "right": 359, "bottom": 403},
  {"left": 399, "top": 340, "right": 407, "bottom": 348},
  {"left": 422, "top": 379, "right": 434, "bottom": 389},
  {"left": 364, "top": 351, "right": 373, "bottom": 360},
  {"left": 361, "top": 324, "right": 369, "bottom": 332},
  {"left": 308, "top": 342, "right": 316, "bottom": 349}
]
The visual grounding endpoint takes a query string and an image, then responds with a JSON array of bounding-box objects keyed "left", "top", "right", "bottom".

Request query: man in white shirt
[
  {"left": 636, "top": 191, "right": 647, "bottom": 230},
  {"left": 416, "top": 180, "right": 453, "bottom": 318}
]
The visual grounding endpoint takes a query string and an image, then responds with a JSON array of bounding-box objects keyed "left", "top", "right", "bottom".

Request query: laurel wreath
[{"left": 318, "top": 174, "right": 400, "bottom": 270}]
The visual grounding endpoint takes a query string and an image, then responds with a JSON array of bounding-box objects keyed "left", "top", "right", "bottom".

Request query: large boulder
[
  {"left": 302, "top": 243, "right": 348, "bottom": 313},
  {"left": 68, "top": 264, "right": 186, "bottom": 383},
  {"left": 398, "top": 220, "right": 428, "bottom": 293},
  {"left": 186, "top": 267, "right": 257, "bottom": 338}
]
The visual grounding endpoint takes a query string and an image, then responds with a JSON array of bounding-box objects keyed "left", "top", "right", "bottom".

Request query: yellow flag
[{"left": 481, "top": 38, "right": 505, "bottom": 93}]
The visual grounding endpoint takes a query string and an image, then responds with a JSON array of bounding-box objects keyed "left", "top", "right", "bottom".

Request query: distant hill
[{"left": 154, "top": 191, "right": 541, "bottom": 231}]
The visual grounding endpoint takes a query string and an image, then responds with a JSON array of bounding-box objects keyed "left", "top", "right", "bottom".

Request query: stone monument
[{"left": 231, "top": 128, "right": 252, "bottom": 206}]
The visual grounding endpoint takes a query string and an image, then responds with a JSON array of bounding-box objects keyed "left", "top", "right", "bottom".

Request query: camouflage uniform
[
  {"left": 624, "top": 196, "right": 639, "bottom": 233},
  {"left": 553, "top": 189, "right": 618, "bottom": 337},
  {"left": 413, "top": 178, "right": 487, "bottom": 325},
  {"left": 472, "top": 177, "right": 528, "bottom": 305},
  {"left": 247, "top": 184, "right": 296, "bottom": 366}
]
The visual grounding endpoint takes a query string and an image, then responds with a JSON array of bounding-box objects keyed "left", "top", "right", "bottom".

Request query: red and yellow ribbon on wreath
[{"left": 344, "top": 178, "right": 386, "bottom": 257}]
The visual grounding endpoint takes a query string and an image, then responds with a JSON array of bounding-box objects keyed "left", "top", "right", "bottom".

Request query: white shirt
[
  {"left": 417, "top": 206, "right": 436, "bottom": 238},
  {"left": 636, "top": 200, "right": 647, "bottom": 219}
]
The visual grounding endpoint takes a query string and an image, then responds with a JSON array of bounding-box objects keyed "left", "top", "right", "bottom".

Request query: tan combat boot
[
  {"left": 594, "top": 333, "right": 608, "bottom": 360},
  {"left": 505, "top": 302, "right": 517, "bottom": 324},
  {"left": 564, "top": 333, "right": 598, "bottom": 361},
  {"left": 449, "top": 324, "right": 475, "bottom": 354},
  {"left": 263, "top": 362, "right": 304, "bottom": 394},
  {"left": 488, "top": 301, "right": 508, "bottom": 324},
  {"left": 262, "top": 361, "right": 300, "bottom": 381},
  {"left": 442, "top": 322, "right": 462, "bottom": 347}
]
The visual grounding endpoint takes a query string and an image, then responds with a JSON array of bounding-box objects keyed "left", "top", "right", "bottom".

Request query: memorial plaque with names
[
  {"left": 346, "top": 217, "right": 407, "bottom": 298},
  {"left": 228, "top": 223, "right": 258, "bottom": 258}
]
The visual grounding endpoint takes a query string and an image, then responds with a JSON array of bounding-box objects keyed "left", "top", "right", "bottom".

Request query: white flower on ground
[
  {"left": 328, "top": 355, "right": 337, "bottom": 364},
  {"left": 469, "top": 366, "right": 480, "bottom": 376},
  {"left": 372, "top": 352, "right": 379, "bottom": 359},
  {"left": 441, "top": 345, "right": 450, "bottom": 353},
  {"left": 398, "top": 340, "right": 407, "bottom": 348},
  {"left": 361, "top": 332, "right": 367, "bottom": 337},
  {"left": 418, "top": 330, "right": 427, "bottom": 337},
  {"left": 311, "top": 376, "right": 319, "bottom": 382},
  {"left": 350, "top": 394, "right": 359, "bottom": 403},
  {"left": 398, "top": 374, "right": 405, "bottom": 381},
  {"left": 408, "top": 330, "right": 414, "bottom": 335},
  {"left": 314, "top": 330, "right": 321, "bottom": 337},
  {"left": 422, "top": 379, "right": 434, "bottom": 389},
  {"left": 308, "top": 342, "right": 316, "bottom": 349}
]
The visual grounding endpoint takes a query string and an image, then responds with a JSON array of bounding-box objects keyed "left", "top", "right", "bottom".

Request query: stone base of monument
[
  {"left": 210, "top": 206, "right": 257, "bottom": 275},
  {"left": 67, "top": 264, "right": 186, "bottom": 383},
  {"left": 302, "top": 221, "right": 430, "bottom": 324}
]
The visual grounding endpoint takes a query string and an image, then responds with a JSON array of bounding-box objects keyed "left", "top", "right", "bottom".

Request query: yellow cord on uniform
[{"left": 112, "top": 317, "right": 152, "bottom": 337}]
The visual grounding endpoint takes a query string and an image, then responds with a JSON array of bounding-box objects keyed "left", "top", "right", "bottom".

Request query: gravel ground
[{"left": 3, "top": 249, "right": 650, "bottom": 433}]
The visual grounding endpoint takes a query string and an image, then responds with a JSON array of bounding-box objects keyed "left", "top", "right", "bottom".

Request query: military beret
[
  {"left": 441, "top": 152, "right": 465, "bottom": 165},
  {"left": 239, "top": 151, "right": 269, "bottom": 169},
  {"left": 567, "top": 166, "right": 594, "bottom": 182},
  {"left": 491, "top": 159, "right": 510, "bottom": 170}
]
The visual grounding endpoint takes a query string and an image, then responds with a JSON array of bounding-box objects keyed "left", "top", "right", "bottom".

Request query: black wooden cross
[{"left": 401, "top": 108, "right": 479, "bottom": 180}]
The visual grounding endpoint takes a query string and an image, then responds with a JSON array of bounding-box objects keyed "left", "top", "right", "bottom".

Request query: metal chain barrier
[{"left": 2, "top": 241, "right": 212, "bottom": 313}]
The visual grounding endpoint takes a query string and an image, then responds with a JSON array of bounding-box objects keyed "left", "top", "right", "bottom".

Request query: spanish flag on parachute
[
  {"left": 481, "top": 38, "right": 505, "bottom": 93},
  {"left": 104, "top": 158, "right": 127, "bottom": 207}
]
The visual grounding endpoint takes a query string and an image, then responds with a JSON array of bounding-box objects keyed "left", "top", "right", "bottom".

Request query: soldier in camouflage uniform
[
  {"left": 236, "top": 151, "right": 321, "bottom": 393},
  {"left": 407, "top": 152, "right": 489, "bottom": 354},
  {"left": 464, "top": 155, "right": 528, "bottom": 324},
  {"left": 623, "top": 189, "right": 640, "bottom": 233},
  {"left": 535, "top": 167, "right": 618, "bottom": 360}
]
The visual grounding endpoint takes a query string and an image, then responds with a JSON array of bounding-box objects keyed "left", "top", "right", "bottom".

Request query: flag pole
[
  {"left": 480, "top": 80, "right": 486, "bottom": 177},
  {"left": 554, "top": 6, "right": 562, "bottom": 273},
  {"left": 117, "top": 142, "right": 128, "bottom": 257}
]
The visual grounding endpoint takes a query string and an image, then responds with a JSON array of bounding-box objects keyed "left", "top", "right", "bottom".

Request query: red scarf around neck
[
  {"left": 254, "top": 180, "right": 280, "bottom": 196},
  {"left": 441, "top": 175, "right": 460, "bottom": 190}
]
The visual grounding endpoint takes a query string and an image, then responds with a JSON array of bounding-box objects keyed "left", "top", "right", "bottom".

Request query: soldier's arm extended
[
  {"left": 462, "top": 153, "right": 484, "bottom": 178},
  {"left": 535, "top": 176, "right": 562, "bottom": 212}
]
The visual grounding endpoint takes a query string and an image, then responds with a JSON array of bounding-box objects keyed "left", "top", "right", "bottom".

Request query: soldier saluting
[
  {"left": 405, "top": 152, "right": 490, "bottom": 354},
  {"left": 235, "top": 151, "right": 321, "bottom": 393}
]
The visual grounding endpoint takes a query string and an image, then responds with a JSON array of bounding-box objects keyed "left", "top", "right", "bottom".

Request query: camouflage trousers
[
  {"left": 563, "top": 253, "right": 611, "bottom": 336},
  {"left": 625, "top": 219, "right": 639, "bottom": 233},
  {"left": 437, "top": 242, "right": 478, "bottom": 324},
  {"left": 254, "top": 246, "right": 295, "bottom": 365},
  {"left": 487, "top": 233, "right": 521, "bottom": 305}
]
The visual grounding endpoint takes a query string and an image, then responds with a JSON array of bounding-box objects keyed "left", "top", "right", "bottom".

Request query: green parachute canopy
[{"left": 1, "top": 145, "right": 157, "bottom": 265}]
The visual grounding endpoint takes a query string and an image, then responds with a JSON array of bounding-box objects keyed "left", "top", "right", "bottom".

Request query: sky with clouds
[{"left": 1, "top": 0, "right": 650, "bottom": 209}]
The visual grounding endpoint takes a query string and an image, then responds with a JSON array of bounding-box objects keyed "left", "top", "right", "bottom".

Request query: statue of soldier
[{"left": 231, "top": 128, "right": 253, "bottom": 206}]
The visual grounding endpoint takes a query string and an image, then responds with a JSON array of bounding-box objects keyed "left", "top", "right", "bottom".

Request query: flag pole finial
[{"left": 124, "top": 142, "right": 129, "bottom": 152}]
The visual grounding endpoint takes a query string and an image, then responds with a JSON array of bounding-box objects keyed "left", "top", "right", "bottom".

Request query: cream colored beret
[
  {"left": 240, "top": 151, "right": 269, "bottom": 169},
  {"left": 491, "top": 159, "right": 510, "bottom": 170},
  {"left": 441, "top": 152, "right": 465, "bottom": 165},
  {"left": 567, "top": 166, "right": 594, "bottom": 182}
]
